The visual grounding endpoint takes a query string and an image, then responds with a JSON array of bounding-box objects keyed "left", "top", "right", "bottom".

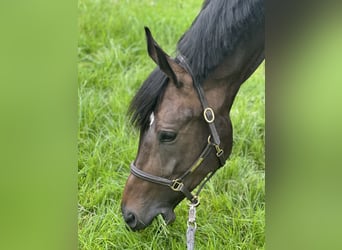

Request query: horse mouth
[
  {"left": 123, "top": 207, "right": 176, "bottom": 231},
  {"left": 132, "top": 209, "right": 176, "bottom": 231}
]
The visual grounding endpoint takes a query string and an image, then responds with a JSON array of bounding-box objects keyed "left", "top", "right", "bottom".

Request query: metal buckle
[
  {"left": 208, "top": 135, "right": 224, "bottom": 157},
  {"left": 170, "top": 179, "right": 184, "bottom": 191},
  {"left": 215, "top": 145, "right": 224, "bottom": 157},
  {"left": 203, "top": 107, "right": 215, "bottom": 123}
]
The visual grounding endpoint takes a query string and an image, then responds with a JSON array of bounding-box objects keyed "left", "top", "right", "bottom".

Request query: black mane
[
  {"left": 177, "top": 0, "right": 264, "bottom": 84},
  {"left": 129, "top": 0, "right": 264, "bottom": 131}
]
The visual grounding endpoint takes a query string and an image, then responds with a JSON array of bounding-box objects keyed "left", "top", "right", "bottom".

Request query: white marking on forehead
[{"left": 149, "top": 112, "right": 155, "bottom": 127}]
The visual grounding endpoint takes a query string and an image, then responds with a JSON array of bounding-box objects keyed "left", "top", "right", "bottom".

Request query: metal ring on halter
[
  {"left": 207, "top": 135, "right": 217, "bottom": 145},
  {"left": 189, "top": 196, "right": 200, "bottom": 207},
  {"left": 203, "top": 107, "right": 215, "bottom": 123},
  {"left": 207, "top": 135, "right": 212, "bottom": 144}
]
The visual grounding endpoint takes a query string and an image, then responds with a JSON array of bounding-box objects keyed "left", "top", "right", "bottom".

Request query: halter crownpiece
[{"left": 130, "top": 54, "right": 226, "bottom": 203}]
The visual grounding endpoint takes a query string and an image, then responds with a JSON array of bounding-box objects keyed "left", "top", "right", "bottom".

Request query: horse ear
[{"left": 144, "top": 27, "right": 181, "bottom": 87}]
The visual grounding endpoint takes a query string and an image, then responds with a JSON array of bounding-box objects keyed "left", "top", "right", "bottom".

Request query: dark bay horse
[{"left": 122, "top": 0, "right": 264, "bottom": 231}]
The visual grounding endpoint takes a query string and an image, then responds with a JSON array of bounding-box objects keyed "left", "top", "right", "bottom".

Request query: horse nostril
[
  {"left": 122, "top": 207, "right": 138, "bottom": 229},
  {"left": 125, "top": 212, "right": 136, "bottom": 225}
]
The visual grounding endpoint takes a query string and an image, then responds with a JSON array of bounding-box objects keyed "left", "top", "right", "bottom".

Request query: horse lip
[{"left": 126, "top": 219, "right": 147, "bottom": 231}]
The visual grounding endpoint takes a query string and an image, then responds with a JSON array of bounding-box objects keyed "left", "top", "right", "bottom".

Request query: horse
[{"left": 121, "top": 0, "right": 264, "bottom": 231}]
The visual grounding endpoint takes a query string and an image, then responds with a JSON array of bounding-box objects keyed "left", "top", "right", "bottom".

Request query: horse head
[{"left": 121, "top": 28, "right": 234, "bottom": 231}]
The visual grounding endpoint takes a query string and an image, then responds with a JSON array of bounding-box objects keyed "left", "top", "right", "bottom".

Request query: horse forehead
[
  {"left": 158, "top": 100, "right": 188, "bottom": 118},
  {"left": 156, "top": 100, "right": 196, "bottom": 127},
  {"left": 159, "top": 92, "right": 194, "bottom": 116},
  {"left": 156, "top": 82, "right": 199, "bottom": 121},
  {"left": 162, "top": 82, "right": 197, "bottom": 107}
]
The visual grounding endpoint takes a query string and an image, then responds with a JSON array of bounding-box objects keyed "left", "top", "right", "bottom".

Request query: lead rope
[
  {"left": 186, "top": 200, "right": 199, "bottom": 250},
  {"left": 185, "top": 169, "right": 218, "bottom": 250}
]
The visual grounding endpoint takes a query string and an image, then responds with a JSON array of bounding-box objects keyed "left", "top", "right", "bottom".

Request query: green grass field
[{"left": 78, "top": 0, "right": 265, "bottom": 249}]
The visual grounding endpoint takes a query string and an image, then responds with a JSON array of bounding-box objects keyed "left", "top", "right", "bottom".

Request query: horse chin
[{"left": 161, "top": 208, "right": 176, "bottom": 224}]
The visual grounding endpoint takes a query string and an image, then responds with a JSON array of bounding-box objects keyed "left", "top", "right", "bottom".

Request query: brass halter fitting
[
  {"left": 203, "top": 107, "right": 215, "bottom": 123},
  {"left": 189, "top": 196, "right": 200, "bottom": 207},
  {"left": 215, "top": 145, "right": 224, "bottom": 157},
  {"left": 208, "top": 135, "right": 224, "bottom": 157},
  {"left": 170, "top": 179, "right": 184, "bottom": 191}
]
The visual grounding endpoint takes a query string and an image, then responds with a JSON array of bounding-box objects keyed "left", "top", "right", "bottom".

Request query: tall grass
[{"left": 78, "top": 0, "right": 264, "bottom": 249}]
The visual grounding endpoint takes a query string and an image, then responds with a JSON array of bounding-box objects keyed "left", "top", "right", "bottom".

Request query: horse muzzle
[{"left": 121, "top": 204, "right": 176, "bottom": 231}]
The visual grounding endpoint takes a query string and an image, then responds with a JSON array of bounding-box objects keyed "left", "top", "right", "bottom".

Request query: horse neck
[{"left": 202, "top": 35, "right": 264, "bottom": 115}]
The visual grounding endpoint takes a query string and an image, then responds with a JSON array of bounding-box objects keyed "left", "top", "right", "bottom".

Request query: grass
[{"left": 78, "top": 0, "right": 265, "bottom": 249}]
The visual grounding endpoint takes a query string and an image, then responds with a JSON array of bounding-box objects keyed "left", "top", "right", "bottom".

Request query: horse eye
[{"left": 158, "top": 131, "right": 177, "bottom": 143}]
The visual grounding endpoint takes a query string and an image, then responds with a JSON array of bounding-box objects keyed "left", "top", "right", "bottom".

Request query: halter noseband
[{"left": 130, "top": 55, "right": 226, "bottom": 204}]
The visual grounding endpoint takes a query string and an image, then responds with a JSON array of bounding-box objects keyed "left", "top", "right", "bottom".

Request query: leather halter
[{"left": 130, "top": 55, "right": 226, "bottom": 204}]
